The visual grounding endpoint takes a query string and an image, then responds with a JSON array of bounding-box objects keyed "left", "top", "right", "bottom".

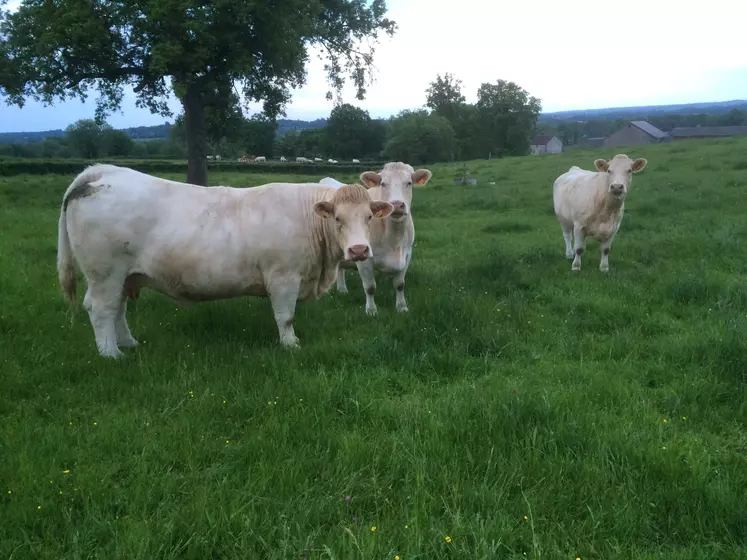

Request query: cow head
[
  {"left": 359, "top": 162, "right": 432, "bottom": 221},
  {"left": 313, "top": 184, "right": 393, "bottom": 262},
  {"left": 594, "top": 154, "right": 647, "bottom": 199}
]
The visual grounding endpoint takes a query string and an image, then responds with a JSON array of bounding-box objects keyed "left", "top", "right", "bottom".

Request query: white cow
[
  {"left": 57, "top": 164, "right": 393, "bottom": 358},
  {"left": 280, "top": 156, "right": 287, "bottom": 162},
  {"left": 254, "top": 156, "right": 266, "bottom": 163},
  {"left": 314, "top": 158, "right": 323, "bottom": 162},
  {"left": 319, "top": 177, "right": 345, "bottom": 189},
  {"left": 336, "top": 162, "right": 432, "bottom": 314},
  {"left": 296, "top": 157, "right": 308, "bottom": 163},
  {"left": 553, "top": 153, "right": 647, "bottom": 272},
  {"left": 352, "top": 159, "right": 360, "bottom": 163}
]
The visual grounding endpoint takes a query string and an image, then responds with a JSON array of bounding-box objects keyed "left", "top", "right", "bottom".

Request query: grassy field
[{"left": 1, "top": 138, "right": 747, "bottom": 559}]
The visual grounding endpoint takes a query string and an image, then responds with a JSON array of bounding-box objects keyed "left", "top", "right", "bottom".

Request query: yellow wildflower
[
  {"left": 445, "top": 536, "right": 452, "bottom": 543},
  {"left": 371, "top": 526, "right": 376, "bottom": 532}
]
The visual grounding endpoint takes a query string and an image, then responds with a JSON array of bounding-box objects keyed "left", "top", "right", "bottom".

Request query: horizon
[{"left": 2, "top": 0, "right": 746, "bottom": 133}]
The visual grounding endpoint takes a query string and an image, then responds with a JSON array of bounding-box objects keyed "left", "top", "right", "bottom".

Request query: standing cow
[
  {"left": 553, "top": 154, "right": 647, "bottom": 272},
  {"left": 335, "top": 162, "right": 432, "bottom": 314},
  {"left": 57, "top": 164, "right": 393, "bottom": 357}
]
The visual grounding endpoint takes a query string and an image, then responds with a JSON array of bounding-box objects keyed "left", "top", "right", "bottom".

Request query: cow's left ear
[
  {"left": 313, "top": 201, "right": 335, "bottom": 219},
  {"left": 360, "top": 171, "right": 381, "bottom": 188},
  {"left": 631, "top": 158, "right": 647, "bottom": 172},
  {"left": 412, "top": 169, "right": 432, "bottom": 186},
  {"left": 594, "top": 159, "right": 610, "bottom": 172},
  {"left": 370, "top": 201, "right": 393, "bottom": 219}
]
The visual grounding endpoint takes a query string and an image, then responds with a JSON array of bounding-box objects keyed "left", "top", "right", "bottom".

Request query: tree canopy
[{"left": 0, "top": 0, "right": 396, "bottom": 184}]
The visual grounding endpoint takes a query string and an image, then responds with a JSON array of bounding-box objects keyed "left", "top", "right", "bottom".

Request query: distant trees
[{"left": 384, "top": 109, "right": 456, "bottom": 164}]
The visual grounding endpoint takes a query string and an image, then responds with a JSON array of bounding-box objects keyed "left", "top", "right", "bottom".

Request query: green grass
[{"left": 1, "top": 138, "right": 747, "bottom": 559}]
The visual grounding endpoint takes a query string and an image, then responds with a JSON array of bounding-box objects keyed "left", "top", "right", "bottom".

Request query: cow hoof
[
  {"left": 599, "top": 265, "right": 609, "bottom": 273},
  {"left": 565, "top": 251, "right": 574, "bottom": 259},
  {"left": 366, "top": 306, "right": 378, "bottom": 316},
  {"left": 99, "top": 347, "right": 124, "bottom": 359},
  {"left": 571, "top": 265, "right": 581, "bottom": 272},
  {"left": 118, "top": 336, "right": 139, "bottom": 348},
  {"left": 337, "top": 286, "right": 348, "bottom": 294},
  {"left": 281, "top": 338, "right": 300, "bottom": 349},
  {"left": 397, "top": 305, "right": 409, "bottom": 313}
]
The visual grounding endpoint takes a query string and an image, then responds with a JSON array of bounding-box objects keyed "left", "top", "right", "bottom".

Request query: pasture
[{"left": 1, "top": 138, "right": 747, "bottom": 559}]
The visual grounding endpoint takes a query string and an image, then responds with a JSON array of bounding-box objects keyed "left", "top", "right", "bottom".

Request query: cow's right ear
[
  {"left": 313, "top": 201, "right": 335, "bottom": 219},
  {"left": 594, "top": 159, "right": 610, "bottom": 172},
  {"left": 360, "top": 171, "right": 381, "bottom": 188}
]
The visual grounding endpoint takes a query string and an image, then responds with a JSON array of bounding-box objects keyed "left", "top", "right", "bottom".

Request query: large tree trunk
[{"left": 183, "top": 84, "right": 208, "bottom": 186}]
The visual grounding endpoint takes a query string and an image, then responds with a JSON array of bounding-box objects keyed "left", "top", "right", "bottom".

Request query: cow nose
[
  {"left": 610, "top": 184, "right": 624, "bottom": 194},
  {"left": 349, "top": 244, "right": 370, "bottom": 261},
  {"left": 391, "top": 200, "right": 405, "bottom": 209}
]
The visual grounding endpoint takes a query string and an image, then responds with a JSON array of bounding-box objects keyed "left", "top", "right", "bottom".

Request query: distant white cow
[
  {"left": 56, "top": 164, "right": 393, "bottom": 357},
  {"left": 319, "top": 177, "right": 345, "bottom": 189},
  {"left": 296, "top": 157, "right": 309, "bottom": 163},
  {"left": 254, "top": 156, "right": 266, "bottom": 163},
  {"left": 352, "top": 159, "right": 360, "bottom": 163},
  {"left": 207, "top": 156, "right": 215, "bottom": 160},
  {"left": 336, "top": 162, "right": 432, "bottom": 314},
  {"left": 216, "top": 155, "right": 221, "bottom": 161},
  {"left": 314, "top": 158, "right": 323, "bottom": 162},
  {"left": 553, "top": 153, "right": 647, "bottom": 272},
  {"left": 280, "top": 156, "right": 287, "bottom": 162}
]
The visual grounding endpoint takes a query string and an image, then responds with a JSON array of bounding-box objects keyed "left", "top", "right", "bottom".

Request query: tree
[
  {"left": 65, "top": 119, "right": 111, "bottom": 159},
  {"left": 0, "top": 0, "right": 396, "bottom": 185},
  {"left": 475, "top": 80, "right": 541, "bottom": 157},
  {"left": 425, "top": 72, "right": 466, "bottom": 122},
  {"left": 101, "top": 129, "right": 135, "bottom": 157},
  {"left": 324, "top": 103, "right": 374, "bottom": 159},
  {"left": 383, "top": 109, "right": 455, "bottom": 165},
  {"left": 241, "top": 116, "right": 277, "bottom": 158}
]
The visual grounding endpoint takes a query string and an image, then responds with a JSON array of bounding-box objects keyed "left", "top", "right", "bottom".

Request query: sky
[{"left": 1, "top": 0, "right": 747, "bottom": 132}]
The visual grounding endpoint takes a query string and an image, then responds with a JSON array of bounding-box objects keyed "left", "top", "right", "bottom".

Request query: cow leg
[
  {"left": 356, "top": 259, "right": 378, "bottom": 315},
  {"left": 269, "top": 280, "right": 301, "bottom": 347},
  {"left": 336, "top": 267, "right": 348, "bottom": 294},
  {"left": 599, "top": 234, "right": 615, "bottom": 272},
  {"left": 115, "top": 299, "right": 139, "bottom": 348},
  {"left": 561, "top": 223, "right": 574, "bottom": 259},
  {"left": 83, "top": 279, "right": 125, "bottom": 358},
  {"left": 393, "top": 269, "right": 408, "bottom": 313},
  {"left": 571, "top": 223, "right": 585, "bottom": 272}
]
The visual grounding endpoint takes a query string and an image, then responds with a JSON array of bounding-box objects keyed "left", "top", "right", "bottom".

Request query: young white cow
[
  {"left": 57, "top": 164, "right": 393, "bottom": 357},
  {"left": 336, "top": 162, "right": 432, "bottom": 314},
  {"left": 553, "top": 154, "right": 647, "bottom": 272}
]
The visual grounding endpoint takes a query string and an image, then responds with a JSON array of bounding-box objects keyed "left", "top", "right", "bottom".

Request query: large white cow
[
  {"left": 553, "top": 153, "right": 647, "bottom": 272},
  {"left": 57, "top": 164, "right": 393, "bottom": 357},
  {"left": 336, "top": 162, "right": 432, "bottom": 314}
]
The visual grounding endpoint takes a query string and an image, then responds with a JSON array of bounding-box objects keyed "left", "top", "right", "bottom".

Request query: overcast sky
[{"left": 2, "top": 0, "right": 746, "bottom": 132}]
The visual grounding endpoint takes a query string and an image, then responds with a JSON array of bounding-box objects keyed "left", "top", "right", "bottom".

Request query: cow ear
[
  {"left": 594, "top": 159, "right": 610, "bottom": 172},
  {"left": 313, "top": 201, "right": 335, "bottom": 219},
  {"left": 360, "top": 171, "right": 381, "bottom": 188},
  {"left": 631, "top": 158, "right": 647, "bottom": 172},
  {"left": 370, "top": 201, "right": 393, "bottom": 219},
  {"left": 412, "top": 169, "right": 432, "bottom": 186}
]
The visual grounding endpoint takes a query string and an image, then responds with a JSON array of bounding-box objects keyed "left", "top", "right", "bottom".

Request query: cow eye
[
  {"left": 381, "top": 182, "right": 387, "bottom": 188},
  {"left": 335, "top": 216, "right": 341, "bottom": 223},
  {"left": 407, "top": 181, "right": 412, "bottom": 186}
]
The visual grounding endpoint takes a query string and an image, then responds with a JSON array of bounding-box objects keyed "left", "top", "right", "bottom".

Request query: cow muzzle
[
  {"left": 389, "top": 200, "right": 408, "bottom": 217},
  {"left": 348, "top": 244, "right": 371, "bottom": 261},
  {"left": 610, "top": 184, "right": 625, "bottom": 197}
]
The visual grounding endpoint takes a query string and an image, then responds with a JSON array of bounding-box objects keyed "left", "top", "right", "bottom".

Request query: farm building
[
  {"left": 669, "top": 126, "right": 747, "bottom": 140},
  {"left": 578, "top": 136, "right": 605, "bottom": 149},
  {"left": 530, "top": 135, "right": 563, "bottom": 155},
  {"left": 603, "top": 121, "right": 668, "bottom": 147}
]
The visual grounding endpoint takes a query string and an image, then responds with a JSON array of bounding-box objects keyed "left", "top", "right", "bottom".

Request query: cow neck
[{"left": 383, "top": 214, "right": 411, "bottom": 245}]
